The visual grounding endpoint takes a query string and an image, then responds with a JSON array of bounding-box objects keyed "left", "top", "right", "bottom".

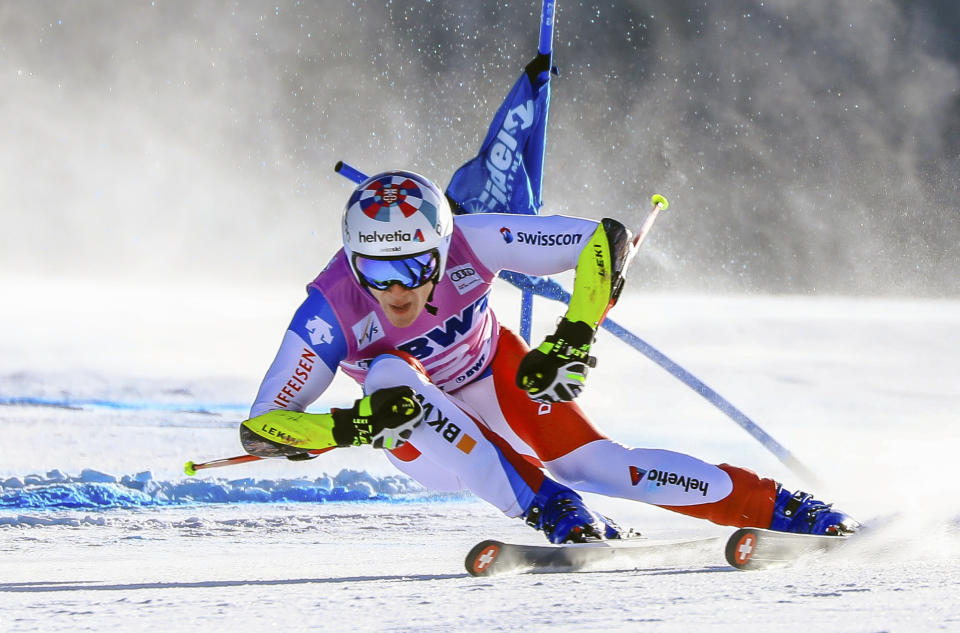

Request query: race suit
[{"left": 249, "top": 213, "right": 778, "bottom": 526}]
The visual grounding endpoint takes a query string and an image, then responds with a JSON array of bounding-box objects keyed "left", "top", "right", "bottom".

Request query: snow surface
[{"left": 2, "top": 279, "right": 959, "bottom": 632}]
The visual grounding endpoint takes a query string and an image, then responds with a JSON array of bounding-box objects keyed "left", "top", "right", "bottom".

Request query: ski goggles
[{"left": 352, "top": 250, "right": 440, "bottom": 291}]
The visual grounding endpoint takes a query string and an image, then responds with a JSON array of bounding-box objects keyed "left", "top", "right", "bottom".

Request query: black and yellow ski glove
[
  {"left": 331, "top": 386, "right": 424, "bottom": 449},
  {"left": 515, "top": 318, "right": 597, "bottom": 403},
  {"left": 240, "top": 386, "right": 424, "bottom": 457},
  {"left": 516, "top": 218, "right": 632, "bottom": 404}
]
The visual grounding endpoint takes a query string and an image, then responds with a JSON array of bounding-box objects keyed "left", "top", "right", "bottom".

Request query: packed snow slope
[{"left": 1, "top": 279, "right": 958, "bottom": 632}]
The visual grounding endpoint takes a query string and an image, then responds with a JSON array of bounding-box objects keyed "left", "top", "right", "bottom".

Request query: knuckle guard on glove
[
  {"left": 516, "top": 319, "right": 597, "bottom": 403},
  {"left": 332, "top": 385, "right": 424, "bottom": 450}
]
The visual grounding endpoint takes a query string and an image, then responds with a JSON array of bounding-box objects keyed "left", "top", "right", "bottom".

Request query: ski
[
  {"left": 725, "top": 527, "right": 853, "bottom": 570},
  {"left": 465, "top": 536, "right": 719, "bottom": 577}
]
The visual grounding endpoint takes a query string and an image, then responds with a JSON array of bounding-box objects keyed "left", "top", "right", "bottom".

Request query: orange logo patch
[{"left": 457, "top": 434, "right": 477, "bottom": 454}]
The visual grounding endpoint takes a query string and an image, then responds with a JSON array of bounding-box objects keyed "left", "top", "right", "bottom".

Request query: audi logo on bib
[
  {"left": 446, "top": 263, "right": 483, "bottom": 295},
  {"left": 450, "top": 267, "right": 476, "bottom": 282}
]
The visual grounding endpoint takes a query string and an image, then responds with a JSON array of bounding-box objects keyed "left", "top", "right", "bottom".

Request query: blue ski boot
[
  {"left": 770, "top": 485, "right": 859, "bottom": 535},
  {"left": 523, "top": 479, "right": 621, "bottom": 544}
]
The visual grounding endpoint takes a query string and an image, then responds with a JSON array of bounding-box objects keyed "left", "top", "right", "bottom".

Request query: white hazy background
[{"left": 1, "top": 1, "right": 958, "bottom": 294}]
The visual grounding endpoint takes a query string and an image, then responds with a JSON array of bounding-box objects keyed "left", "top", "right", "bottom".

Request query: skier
[{"left": 239, "top": 170, "right": 858, "bottom": 543}]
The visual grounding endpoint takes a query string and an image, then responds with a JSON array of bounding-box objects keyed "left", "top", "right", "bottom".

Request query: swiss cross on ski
[
  {"left": 472, "top": 543, "right": 500, "bottom": 575},
  {"left": 734, "top": 532, "right": 756, "bottom": 565}
]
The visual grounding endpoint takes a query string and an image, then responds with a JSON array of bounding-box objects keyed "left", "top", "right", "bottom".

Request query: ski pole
[
  {"left": 600, "top": 194, "right": 669, "bottom": 323},
  {"left": 184, "top": 448, "right": 334, "bottom": 476},
  {"left": 633, "top": 194, "right": 668, "bottom": 251},
  {"left": 184, "top": 454, "right": 263, "bottom": 475}
]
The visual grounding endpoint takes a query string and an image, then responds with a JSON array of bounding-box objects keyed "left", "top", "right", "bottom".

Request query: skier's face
[{"left": 369, "top": 281, "right": 435, "bottom": 328}]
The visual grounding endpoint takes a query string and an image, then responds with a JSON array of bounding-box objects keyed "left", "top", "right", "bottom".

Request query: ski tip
[
  {"left": 724, "top": 527, "right": 853, "bottom": 571},
  {"left": 465, "top": 540, "right": 504, "bottom": 577},
  {"left": 725, "top": 528, "right": 760, "bottom": 570},
  {"left": 651, "top": 194, "right": 669, "bottom": 211},
  {"left": 183, "top": 461, "right": 197, "bottom": 477}
]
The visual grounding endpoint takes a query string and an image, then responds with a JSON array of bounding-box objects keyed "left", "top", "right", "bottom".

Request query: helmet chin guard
[{"left": 342, "top": 170, "right": 453, "bottom": 287}]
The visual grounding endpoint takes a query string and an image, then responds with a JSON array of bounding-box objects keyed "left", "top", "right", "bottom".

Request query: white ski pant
[{"left": 364, "top": 326, "right": 781, "bottom": 529}]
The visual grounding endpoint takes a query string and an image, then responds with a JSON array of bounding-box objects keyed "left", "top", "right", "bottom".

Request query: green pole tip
[
  {"left": 184, "top": 461, "right": 197, "bottom": 476},
  {"left": 651, "top": 194, "right": 669, "bottom": 210}
]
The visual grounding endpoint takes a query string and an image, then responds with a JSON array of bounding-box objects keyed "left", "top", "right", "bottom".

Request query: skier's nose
[{"left": 384, "top": 283, "right": 411, "bottom": 296}]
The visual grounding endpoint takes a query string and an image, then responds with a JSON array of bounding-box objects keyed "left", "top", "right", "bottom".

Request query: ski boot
[
  {"left": 770, "top": 485, "right": 859, "bottom": 535},
  {"left": 522, "top": 478, "right": 621, "bottom": 544}
]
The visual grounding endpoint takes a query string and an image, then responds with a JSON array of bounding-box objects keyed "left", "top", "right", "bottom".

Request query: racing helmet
[{"left": 342, "top": 170, "right": 453, "bottom": 291}]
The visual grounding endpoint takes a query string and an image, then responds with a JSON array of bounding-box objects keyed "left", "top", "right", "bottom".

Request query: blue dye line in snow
[
  {"left": 0, "top": 468, "right": 464, "bottom": 514},
  {"left": 0, "top": 396, "right": 249, "bottom": 413}
]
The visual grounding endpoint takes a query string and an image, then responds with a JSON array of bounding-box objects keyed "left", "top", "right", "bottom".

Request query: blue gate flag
[{"left": 446, "top": 54, "right": 552, "bottom": 216}]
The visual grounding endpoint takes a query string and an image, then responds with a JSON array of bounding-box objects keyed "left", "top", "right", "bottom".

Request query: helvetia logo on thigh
[{"left": 645, "top": 468, "right": 710, "bottom": 496}]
